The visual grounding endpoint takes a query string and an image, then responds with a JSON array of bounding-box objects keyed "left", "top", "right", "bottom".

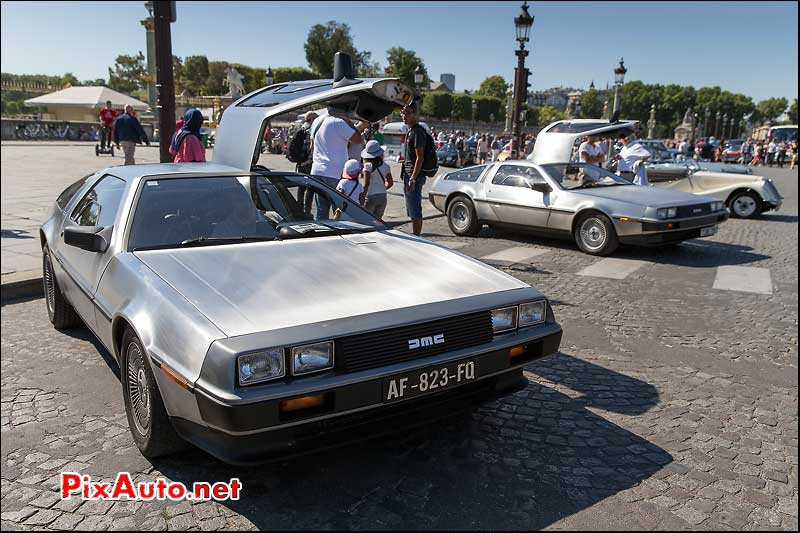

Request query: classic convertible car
[
  {"left": 429, "top": 161, "right": 728, "bottom": 255},
  {"left": 40, "top": 55, "right": 562, "bottom": 464},
  {"left": 531, "top": 119, "right": 782, "bottom": 219}
]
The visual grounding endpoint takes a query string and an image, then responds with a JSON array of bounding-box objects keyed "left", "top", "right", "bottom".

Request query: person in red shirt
[
  {"left": 98, "top": 100, "right": 117, "bottom": 150},
  {"left": 169, "top": 108, "right": 206, "bottom": 163}
]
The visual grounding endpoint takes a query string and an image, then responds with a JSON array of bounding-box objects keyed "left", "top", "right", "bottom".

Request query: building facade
[{"left": 440, "top": 73, "right": 456, "bottom": 92}]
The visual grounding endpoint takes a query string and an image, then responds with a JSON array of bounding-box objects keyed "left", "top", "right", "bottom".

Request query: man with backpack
[
  {"left": 287, "top": 111, "right": 318, "bottom": 214},
  {"left": 400, "top": 101, "right": 437, "bottom": 236}
]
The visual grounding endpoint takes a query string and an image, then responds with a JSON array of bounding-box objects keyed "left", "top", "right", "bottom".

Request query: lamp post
[
  {"left": 647, "top": 103, "right": 657, "bottom": 139},
  {"left": 471, "top": 99, "right": 477, "bottom": 134},
  {"left": 414, "top": 65, "right": 424, "bottom": 91},
  {"left": 702, "top": 107, "right": 710, "bottom": 139},
  {"left": 714, "top": 111, "right": 720, "bottom": 138},
  {"left": 265, "top": 66, "right": 274, "bottom": 86},
  {"left": 153, "top": 0, "right": 176, "bottom": 163},
  {"left": 511, "top": 1, "right": 534, "bottom": 159},
  {"left": 141, "top": 2, "right": 157, "bottom": 119},
  {"left": 612, "top": 58, "right": 627, "bottom": 116},
  {"left": 692, "top": 112, "right": 698, "bottom": 144},
  {"left": 722, "top": 113, "right": 728, "bottom": 140}
]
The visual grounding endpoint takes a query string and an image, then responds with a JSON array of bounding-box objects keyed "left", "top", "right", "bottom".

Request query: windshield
[
  {"left": 771, "top": 127, "right": 797, "bottom": 143},
  {"left": 543, "top": 163, "right": 633, "bottom": 190},
  {"left": 128, "top": 174, "right": 385, "bottom": 251},
  {"left": 641, "top": 142, "right": 672, "bottom": 161},
  {"left": 725, "top": 140, "right": 744, "bottom": 150}
]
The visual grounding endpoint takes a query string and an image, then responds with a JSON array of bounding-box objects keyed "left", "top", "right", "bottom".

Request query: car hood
[
  {"left": 573, "top": 185, "right": 714, "bottom": 206},
  {"left": 134, "top": 230, "right": 529, "bottom": 338}
]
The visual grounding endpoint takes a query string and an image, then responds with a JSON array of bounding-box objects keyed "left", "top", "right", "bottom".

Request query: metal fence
[{"left": 1, "top": 118, "right": 154, "bottom": 141}]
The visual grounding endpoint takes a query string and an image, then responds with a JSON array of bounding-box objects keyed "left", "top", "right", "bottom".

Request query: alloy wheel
[
  {"left": 451, "top": 203, "right": 470, "bottom": 231},
  {"left": 580, "top": 218, "right": 607, "bottom": 252},
  {"left": 43, "top": 254, "right": 56, "bottom": 315},
  {"left": 126, "top": 342, "right": 152, "bottom": 435}
]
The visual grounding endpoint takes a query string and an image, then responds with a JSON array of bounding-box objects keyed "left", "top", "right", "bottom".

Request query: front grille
[
  {"left": 336, "top": 311, "right": 494, "bottom": 373},
  {"left": 676, "top": 203, "right": 712, "bottom": 218}
]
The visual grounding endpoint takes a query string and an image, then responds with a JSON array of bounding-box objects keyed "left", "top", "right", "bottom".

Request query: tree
[
  {"left": 386, "top": 47, "right": 429, "bottom": 89},
  {"left": 273, "top": 67, "right": 321, "bottom": 83},
  {"left": 473, "top": 95, "right": 504, "bottom": 122},
  {"left": 304, "top": 21, "right": 365, "bottom": 78},
  {"left": 475, "top": 76, "right": 508, "bottom": 100},
  {"left": 182, "top": 55, "right": 209, "bottom": 95},
  {"left": 452, "top": 94, "right": 473, "bottom": 121},
  {"left": 172, "top": 55, "right": 185, "bottom": 93},
  {"left": 537, "top": 105, "right": 566, "bottom": 127},
  {"left": 420, "top": 91, "right": 453, "bottom": 119},
  {"left": 107, "top": 52, "right": 146, "bottom": 94},
  {"left": 580, "top": 89, "right": 603, "bottom": 119},
  {"left": 756, "top": 97, "right": 789, "bottom": 123},
  {"left": 204, "top": 61, "right": 230, "bottom": 96},
  {"left": 789, "top": 98, "right": 798, "bottom": 123}
]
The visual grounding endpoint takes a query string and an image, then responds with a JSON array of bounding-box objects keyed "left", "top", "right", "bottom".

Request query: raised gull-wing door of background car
[
  {"left": 213, "top": 54, "right": 415, "bottom": 171},
  {"left": 529, "top": 119, "right": 639, "bottom": 165}
]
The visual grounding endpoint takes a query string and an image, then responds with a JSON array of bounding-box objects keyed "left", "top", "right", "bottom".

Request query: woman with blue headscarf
[{"left": 169, "top": 108, "right": 206, "bottom": 162}]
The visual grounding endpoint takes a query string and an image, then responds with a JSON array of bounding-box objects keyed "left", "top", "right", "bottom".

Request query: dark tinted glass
[
  {"left": 56, "top": 174, "right": 92, "bottom": 210},
  {"left": 445, "top": 166, "right": 486, "bottom": 182},
  {"left": 71, "top": 175, "right": 125, "bottom": 227}
]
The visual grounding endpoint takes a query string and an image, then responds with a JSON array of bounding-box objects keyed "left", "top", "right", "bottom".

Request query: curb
[{"left": 1, "top": 277, "right": 43, "bottom": 304}]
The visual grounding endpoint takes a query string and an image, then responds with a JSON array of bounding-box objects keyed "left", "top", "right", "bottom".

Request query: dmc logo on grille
[
  {"left": 408, "top": 334, "right": 445, "bottom": 350},
  {"left": 693, "top": 208, "right": 702, "bottom": 213}
]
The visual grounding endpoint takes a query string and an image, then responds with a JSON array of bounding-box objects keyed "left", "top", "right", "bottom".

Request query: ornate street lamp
[
  {"left": 612, "top": 58, "right": 627, "bottom": 115},
  {"left": 265, "top": 66, "right": 274, "bottom": 86},
  {"left": 471, "top": 99, "right": 478, "bottom": 134},
  {"left": 722, "top": 113, "right": 728, "bottom": 140},
  {"left": 414, "top": 65, "right": 424, "bottom": 90},
  {"left": 702, "top": 107, "right": 710, "bottom": 139},
  {"left": 692, "top": 112, "right": 698, "bottom": 144},
  {"left": 715, "top": 110, "right": 721, "bottom": 138},
  {"left": 512, "top": 1, "right": 534, "bottom": 159}
]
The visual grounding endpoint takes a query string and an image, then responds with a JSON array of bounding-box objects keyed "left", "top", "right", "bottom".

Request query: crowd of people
[
  {"left": 429, "top": 128, "right": 537, "bottom": 165},
  {"left": 671, "top": 136, "right": 798, "bottom": 169}
]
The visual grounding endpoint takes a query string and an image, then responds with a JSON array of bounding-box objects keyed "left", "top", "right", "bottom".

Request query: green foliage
[
  {"left": 273, "top": 67, "right": 320, "bottom": 83},
  {"left": 475, "top": 76, "right": 508, "bottom": 100},
  {"left": 789, "top": 98, "right": 798, "bottom": 123},
  {"left": 472, "top": 95, "right": 504, "bottom": 122},
  {"left": 451, "top": 94, "right": 473, "bottom": 120},
  {"left": 107, "top": 52, "right": 146, "bottom": 94},
  {"left": 205, "top": 61, "right": 229, "bottom": 96},
  {"left": 524, "top": 105, "right": 539, "bottom": 126},
  {"left": 756, "top": 97, "right": 789, "bottom": 122},
  {"left": 537, "top": 105, "right": 566, "bottom": 127},
  {"left": 304, "top": 21, "right": 376, "bottom": 78},
  {"left": 386, "top": 47, "right": 429, "bottom": 89},
  {"left": 182, "top": 55, "right": 210, "bottom": 95},
  {"left": 420, "top": 91, "right": 453, "bottom": 119},
  {"left": 580, "top": 89, "right": 603, "bottom": 119}
]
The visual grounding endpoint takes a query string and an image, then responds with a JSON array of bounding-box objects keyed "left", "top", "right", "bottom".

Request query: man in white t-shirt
[
  {"left": 579, "top": 136, "right": 606, "bottom": 166},
  {"left": 310, "top": 109, "right": 367, "bottom": 219},
  {"left": 616, "top": 132, "right": 650, "bottom": 186}
]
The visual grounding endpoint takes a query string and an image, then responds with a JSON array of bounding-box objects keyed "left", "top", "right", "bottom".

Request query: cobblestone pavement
[{"left": 1, "top": 166, "right": 797, "bottom": 530}]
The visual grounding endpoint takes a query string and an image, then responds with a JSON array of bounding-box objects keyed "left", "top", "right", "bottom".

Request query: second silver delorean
[{"left": 39, "top": 56, "right": 562, "bottom": 464}]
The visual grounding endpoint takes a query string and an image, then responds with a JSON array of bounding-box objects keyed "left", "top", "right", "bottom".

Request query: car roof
[{"left": 101, "top": 162, "right": 247, "bottom": 181}]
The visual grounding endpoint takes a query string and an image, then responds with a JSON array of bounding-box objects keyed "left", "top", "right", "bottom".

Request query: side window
[
  {"left": 445, "top": 166, "right": 485, "bottom": 182},
  {"left": 71, "top": 175, "right": 126, "bottom": 227},
  {"left": 492, "top": 165, "right": 546, "bottom": 187},
  {"left": 56, "top": 174, "right": 92, "bottom": 210}
]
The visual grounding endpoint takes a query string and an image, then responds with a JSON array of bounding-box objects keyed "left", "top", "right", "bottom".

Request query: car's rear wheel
[
  {"left": 121, "top": 327, "right": 185, "bottom": 458},
  {"left": 574, "top": 213, "right": 618, "bottom": 256},
  {"left": 42, "top": 246, "right": 82, "bottom": 329},
  {"left": 447, "top": 196, "right": 481, "bottom": 237},
  {"left": 729, "top": 191, "right": 762, "bottom": 218}
]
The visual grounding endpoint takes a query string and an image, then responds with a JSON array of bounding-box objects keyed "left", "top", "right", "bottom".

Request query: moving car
[
  {"left": 721, "top": 139, "right": 744, "bottom": 164},
  {"left": 40, "top": 56, "right": 563, "bottom": 464},
  {"left": 428, "top": 160, "right": 728, "bottom": 256},
  {"left": 529, "top": 119, "right": 782, "bottom": 219}
]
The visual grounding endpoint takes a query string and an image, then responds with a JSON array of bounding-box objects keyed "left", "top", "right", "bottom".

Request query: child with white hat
[
  {"left": 360, "top": 140, "right": 393, "bottom": 219},
  {"left": 336, "top": 159, "right": 365, "bottom": 203}
]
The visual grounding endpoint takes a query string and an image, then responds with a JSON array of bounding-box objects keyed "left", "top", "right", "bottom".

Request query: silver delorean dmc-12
[{"left": 39, "top": 55, "right": 562, "bottom": 464}]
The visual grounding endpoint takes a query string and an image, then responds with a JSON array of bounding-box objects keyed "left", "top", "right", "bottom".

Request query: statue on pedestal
[{"left": 223, "top": 67, "right": 245, "bottom": 98}]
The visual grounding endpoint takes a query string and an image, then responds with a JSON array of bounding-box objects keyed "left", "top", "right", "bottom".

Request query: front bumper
[
  {"left": 617, "top": 210, "right": 729, "bottom": 246},
  {"left": 177, "top": 324, "right": 562, "bottom": 464}
]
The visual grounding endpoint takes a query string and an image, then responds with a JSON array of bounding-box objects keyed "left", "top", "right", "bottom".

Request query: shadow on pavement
[
  {"left": 759, "top": 214, "right": 798, "bottom": 223},
  {"left": 151, "top": 352, "right": 670, "bottom": 530},
  {"left": 0, "top": 229, "right": 35, "bottom": 239},
  {"left": 63, "top": 326, "right": 121, "bottom": 380}
]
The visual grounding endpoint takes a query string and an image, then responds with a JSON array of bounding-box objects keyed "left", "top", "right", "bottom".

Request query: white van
[{"left": 381, "top": 121, "right": 430, "bottom": 162}]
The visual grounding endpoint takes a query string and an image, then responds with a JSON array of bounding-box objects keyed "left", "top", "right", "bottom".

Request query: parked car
[
  {"left": 40, "top": 63, "right": 563, "bottom": 464},
  {"left": 430, "top": 160, "right": 728, "bottom": 255},
  {"left": 529, "top": 119, "right": 782, "bottom": 219},
  {"left": 721, "top": 139, "right": 744, "bottom": 163},
  {"left": 437, "top": 142, "right": 475, "bottom": 167}
]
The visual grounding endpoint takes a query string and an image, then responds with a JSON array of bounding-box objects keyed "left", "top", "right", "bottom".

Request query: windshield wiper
[{"left": 178, "top": 236, "right": 276, "bottom": 247}]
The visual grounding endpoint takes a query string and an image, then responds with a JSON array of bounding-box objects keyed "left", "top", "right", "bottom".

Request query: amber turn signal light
[
  {"left": 279, "top": 394, "right": 326, "bottom": 413},
  {"left": 509, "top": 345, "right": 528, "bottom": 360}
]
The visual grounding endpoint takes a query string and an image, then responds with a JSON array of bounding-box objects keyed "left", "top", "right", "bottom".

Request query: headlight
[
  {"left": 711, "top": 201, "right": 724, "bottom": 211},
  {"left": 656, "top": 207, "right": 678, "bottom": 219},
  {"left": 519, "top": 301, "right": 546, "bottom": 327},
  {"left": 238, "top": 349, "right": 285, "bottom": 386},
  {"left": 491, "top": 306, "right": 518, "bottom": 333},
  {"left": 291, "top": 341, "right": 334, "bottom": 375}
]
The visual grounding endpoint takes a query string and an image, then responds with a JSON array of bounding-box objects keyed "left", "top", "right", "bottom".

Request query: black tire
[
  {"left": 121, "top": 327, "right": 186, "bottom": 458},
  {"left": 42, "top": 246, "right": 82, "bottom": 329},
  {"left": 447, "top": 196, "right": 481, "bottom": 237},
  {"left": 728, "top": 191, "right": 762, "bottom": 219},
  {"left": 574, "top": 212, "right": 619, "bottom": 256}
]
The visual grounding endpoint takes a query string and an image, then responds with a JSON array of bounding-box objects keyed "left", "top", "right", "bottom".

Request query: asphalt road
[{"left": 0, "top": 165, "right": 797, "bottom": 530}]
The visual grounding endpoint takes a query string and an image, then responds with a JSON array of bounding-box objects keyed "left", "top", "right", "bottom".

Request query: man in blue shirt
[{"left": 113, "top": 105, "right": 150, "bottom": 165}]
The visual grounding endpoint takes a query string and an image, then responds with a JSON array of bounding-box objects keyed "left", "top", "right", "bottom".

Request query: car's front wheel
[
  {"left": 43, "top": 246, "right": 82, "bottom": 329},
  {"left": 729, "top": 191, "right": 762, "bottom": 218},
  {"left": 121, "top": 327, "right": 185, "bottom": 458},
  {"left": 574, "top": 213, "right": 619, "bottom": 256},
  {"left": 447, "top": 196, "right": 481, "bottom": 237}
]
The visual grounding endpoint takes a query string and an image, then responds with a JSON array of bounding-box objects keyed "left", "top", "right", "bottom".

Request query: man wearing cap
[
  {"left": 400, "top": 101, "right": 428, "bottom": 236},
  {"left": 361, "top": 140, "right": 394, "bottom": 219},
  {"left": 615, "top": 132, "right": 650, "bottom": 186},
  {"left": 309, "top": 108, "right": 367, "bottom": 219}
]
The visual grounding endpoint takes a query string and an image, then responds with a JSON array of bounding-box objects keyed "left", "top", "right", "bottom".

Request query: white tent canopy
[{"left": 24, "top": 86, "right": 149, "bottom": 110}]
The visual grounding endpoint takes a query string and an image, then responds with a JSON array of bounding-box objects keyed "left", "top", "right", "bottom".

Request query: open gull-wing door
[
  {"left": 529, "top": 119, "right": 639, "bottom": 165},
  {"left": 213, "top": 58, "right": 415, "bottom": 171}
]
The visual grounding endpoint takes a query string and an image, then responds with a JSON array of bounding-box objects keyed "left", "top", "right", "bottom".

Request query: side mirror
[
  {"left": 530, "top": 182, "right": 552, "bottom": 194},
  {"left": 64, "top": 225, "right": 112, "bottom": 253}
]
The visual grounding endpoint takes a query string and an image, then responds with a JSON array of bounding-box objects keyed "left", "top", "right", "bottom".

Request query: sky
[{"left": 1, "top": 1, "right": 797, "bottom": 103}]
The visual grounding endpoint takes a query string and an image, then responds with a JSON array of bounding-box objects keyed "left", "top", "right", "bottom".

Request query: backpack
[
  {"left": 415, "top": 126, "right": 439, "bottom": 178},
  {"left": 287, "top": 126, "right": 310, "bottom": 163}
]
